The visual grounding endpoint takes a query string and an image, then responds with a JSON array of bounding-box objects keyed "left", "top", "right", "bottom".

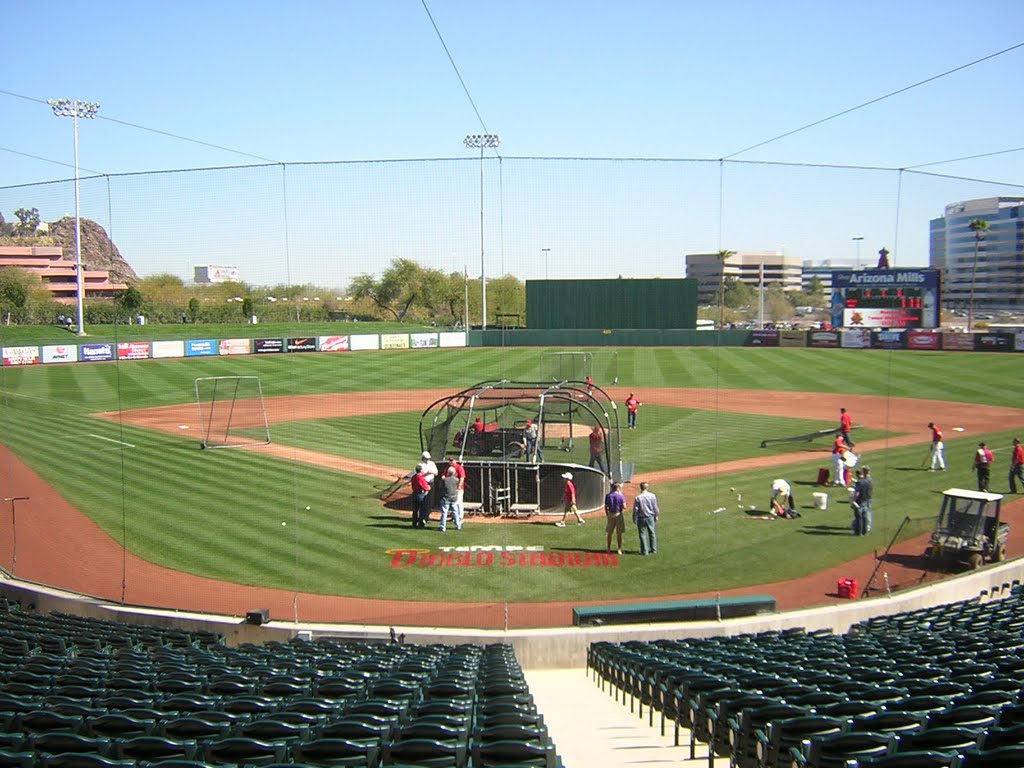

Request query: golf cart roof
[{"left": 942, "top": 488, "right": 1004, "bottom": 502}]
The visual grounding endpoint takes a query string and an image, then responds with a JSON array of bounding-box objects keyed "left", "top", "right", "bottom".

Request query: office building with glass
[{"left": 929, "top": 197, "right": 1024, "bottom": 309}]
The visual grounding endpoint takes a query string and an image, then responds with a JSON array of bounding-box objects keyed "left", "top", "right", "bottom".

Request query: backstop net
[{"left": 194, "top": 376, "right": 271, "bottom": 449}]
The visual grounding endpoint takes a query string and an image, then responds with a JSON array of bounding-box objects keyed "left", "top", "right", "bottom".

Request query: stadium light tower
[
  {"left": 463, "top": 133, "right": 500, "bottom": 330},
  {"left": 852, "top": 236, "right": 864, "bottom": 270},
  {"left": 542, "top": 247, "right": 551, "bottom": 280},
  {"left": 48, "top": 98, "right": 100, "bottom": 337}
]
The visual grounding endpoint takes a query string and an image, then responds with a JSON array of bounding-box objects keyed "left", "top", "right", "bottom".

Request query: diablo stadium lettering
[{"left": 387, "top": 546, "right": 618, "bottom": 568}]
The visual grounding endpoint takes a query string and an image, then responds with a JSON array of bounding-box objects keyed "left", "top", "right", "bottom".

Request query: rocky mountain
[{"left": 46, "top": 217, "right": 139, "bottom": 284}]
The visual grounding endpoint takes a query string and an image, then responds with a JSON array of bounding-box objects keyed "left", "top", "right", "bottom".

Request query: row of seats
[
  {"left": 0, "top": 600, "right": 561, "bottom": 766},
  {"left": 588, "top": 585, "right": 1024, "bottom": 767}
]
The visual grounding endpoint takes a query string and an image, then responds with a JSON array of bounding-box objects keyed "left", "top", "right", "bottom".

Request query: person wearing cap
[
  {"left": 555, "top": 471, "right": 584, "bottom": 527},
  {"left": 1010, "top": 438, "right": 1024, "bottom": 494},
  {"left": 523, "top": 419, "right": 542, "bottom": 462},
  {"left": 625, "top": 393, "right": 641, "bottom": 429},
  {"left": 588, "top": 424, "right": 607, "bottom": 475},
  {"left": 420, "top": 451, "right": 438, "bottom": 486},
  {"left": 928, "top": 422, "right": 945, "bottom": 471},
  {"left": 410, "top": 463, "right": 431, "bottom": 529},
  {"left": 604, "top": 482, "right": 626, "bottom": 554},
  {"left": 445, "top": 456, "right": 466, "bottom": 507},
  {"left": 974, "top": 442, "right": 994, "bottom": 492},
  {"left": 632, "top": 481, "right": 660, "bottom": 555}
]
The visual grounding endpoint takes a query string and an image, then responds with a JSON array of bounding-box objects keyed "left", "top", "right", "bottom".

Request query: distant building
[
  {"left": 802, "top": 260, "right": 854, "bottom": 300},
  {"left": 0, "top": 245, "right": 127, "bottom": 303},
  {"left": 685, "top": 251, "right": 802, "bottom": 302},
  {"left": 193, "top": 265, "right": 240, "bottom": 284},
  {"left": 930, "top": 197, "right": 1024, "bottom": 309}
]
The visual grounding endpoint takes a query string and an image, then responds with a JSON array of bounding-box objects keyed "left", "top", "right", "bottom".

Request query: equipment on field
[
  {"left": 928, "top": 488, "right": 1007, "bottom": 570},
  {"left": 760, "top": 425, "right": 858, "bottom": 449},
  {"left": 194, "top": 376, "right": 270, "bottom": 449},
  {"left": 540, "top": 350, "right": 619, "bottom": 386}
]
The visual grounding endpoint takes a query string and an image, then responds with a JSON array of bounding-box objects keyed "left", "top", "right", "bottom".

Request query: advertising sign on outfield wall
[
  {"left": 41, "top": 344, "right": 78, "bottom": 364},
  {"left": 778, "top": 330, "right": 806, "bottom": 347},
  {"left": 747, "top": 330, "right": 780, "bottom": 347},
  {"left": 185, "top": 340, "right": 217, "bottom": 357},
  {"left": 151, "top": 340, "right": 185, "bottom": 359},
  {"left": 117, "top": 342, "right": 151, "bottom": 360},
  {"left": 975, "top": 333, "right": 1013, "bottom": 352},
  {"left": 942, "top": 333, "right": 975, "bottom": 351},
  {"left": 1017, "top": 332, "right": 1024, "bottom": 352},
  {"left": 807, "top": 330, "right": 840, "bottom": 348},
  {"left": 81, "top": 344, "right": 114, "bottom": 362},
  {"left": 287, "top": 337, "right": 317, "bottom": 353},
  {"left": 410, "top": 333, "right": 439, "bottom": 349},
  {"left": 253, "top": 338, "right": 285, "bottom": 354},
  {"left": 2, "top": 346, "right": 40, "bottom": 366},
  {"left": 381, "top": 334, "right": 410, "bottom": 350},
  {"left": 906, "top": 331, "right": 940, "bottom": 350},
  {"left": 840, "top": 329, "right": 871, "bottom": 349},
  {"left": 349, "top": 334, "right": 379, "bottom": 351},
  {"left": 218, "top": 339, "right": 251, "bottom": 355},
  {"left": 438, "top": 332, "right": 468, "bottom": 348},
  {"left": 871, "top": 331, "right": 906, "bottom": 350},
  {"left": 318, "top": 336, "right": 351, "bottom": 352}
]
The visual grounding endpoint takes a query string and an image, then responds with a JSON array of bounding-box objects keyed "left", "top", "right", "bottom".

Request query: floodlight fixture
[
  {"left": 463, "top": 133, "right": 501, "bottom": 330},
  {"left": 48, "top": 98, "right": 100, "bottom": 336}
]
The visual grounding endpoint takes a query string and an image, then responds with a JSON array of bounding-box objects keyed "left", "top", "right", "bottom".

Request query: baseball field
[{"left": 0, "top": 331, "right": 1021, "bottom": 627}]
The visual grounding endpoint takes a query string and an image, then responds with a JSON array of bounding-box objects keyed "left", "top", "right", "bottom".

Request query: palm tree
[
  {"left": 716, "top": 249, "right": 735, "bottom": 330},
  {"left": 967, "top": 218, "right": 989, "bottom": 333}
]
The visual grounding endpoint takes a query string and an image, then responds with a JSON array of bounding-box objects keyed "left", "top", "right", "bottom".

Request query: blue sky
[{"left": 2, "top": 1, "right": 1023, "bottom": 288}]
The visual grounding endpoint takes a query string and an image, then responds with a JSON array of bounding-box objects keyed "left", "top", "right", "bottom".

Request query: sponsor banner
[
  {"left": 254, "top": 338, "right": 285, "bottom": 354},
  {"left": 318, "top": 335, "right": 350, "bottom": 352},
  {"left": 747, "top": 330, "right": 779, "bottom": 347},
  {"left": 906, "top": 330, "right": 940, "bottom": 351},
  {"left": 381, "top": 333, "right": 410, "bottom": 350},
  {"left": 387, "top": 545, "right": 618, "bottom": 569},
  {"left": 840, "top": 329, "right": 871, "bottom": 349},
  {"left": 218, "top": 338, "right": 251, "bottom": 356},
  {"left": 2, "top": 346, "right": 40, "bottom": 366},
  {"left": 41, "top": 344, "right": 78, "bottom": 364},
  {"left": 117, "top": 342, "right": 151, "bottom": 360},
  {"left": 941, "top": 333, "right": 975, "bottom": 351},
  {"left": 778, "top": 330, "right": 806, "bottom": 348},
  {"left": 438, "top": 332, "right": 467, "bottom": 348},
  {"left": 350, "top": 334, "right": 380, "bottom": 351},
  {"left": 842, "top": 307, "right": 923, "bottom": 329},
  {"left": 871, "top": 331, "right": 906, "bottom": 350},
  {"left": 151, "top": 340, "right": 185, "bottom": 359},
  {"left": 807, "top": 330, "right": 840, "bottom": 349},
  {"left": 287, "top": 337, "right": 317, "bottom": 353},
  {"left": 975, "top": 333, "right": 1013, "bottom": 352},
  {"left": 410, "top": 333, "right": 439, "bottom": 349},
  {"left": 185, "top": 339, "right": 218, "bottom": 357},
  {"left": 1016, "top": 332, "right": 1024, "bottom": 353},
  {"left": 81, "top": 343, "right": 114, "bottom": 363}
]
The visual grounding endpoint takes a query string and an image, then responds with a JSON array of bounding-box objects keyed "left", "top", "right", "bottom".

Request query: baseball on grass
[
  {"left": 281, "top": 521, "right": 287, "bottom": 527},
  {"left": 729, "top": 487, "right": 736, "bottom": 492},
  {"left": 305, "top": 505, "right": 311, "bottom": 511}
]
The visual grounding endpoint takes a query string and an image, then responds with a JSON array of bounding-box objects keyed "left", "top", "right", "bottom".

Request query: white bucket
[{"left": 813, "top": 492, "right": 829, "bottom": 510}]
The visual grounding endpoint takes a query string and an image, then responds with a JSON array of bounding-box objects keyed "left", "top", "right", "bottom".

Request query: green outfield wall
[{"left": 525, "top": 278, "right": 698, "bottom": 330}]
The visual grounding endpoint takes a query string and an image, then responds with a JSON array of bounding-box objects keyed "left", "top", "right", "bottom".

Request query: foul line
[{"left": 89, "top": 434, "right": 135, "bottom": 448}]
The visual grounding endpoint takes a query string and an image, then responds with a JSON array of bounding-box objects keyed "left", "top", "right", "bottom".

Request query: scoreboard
[{"left": 831, "top": 269, "right": 940, "bottom": 329}]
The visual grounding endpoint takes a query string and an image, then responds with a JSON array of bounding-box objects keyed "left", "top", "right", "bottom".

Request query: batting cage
[
  {"left": 419, "top": 380, "right": 629, "bottom": 518},
  {"left": 194, "top": 376, "right": 271, "bottom": 449}
]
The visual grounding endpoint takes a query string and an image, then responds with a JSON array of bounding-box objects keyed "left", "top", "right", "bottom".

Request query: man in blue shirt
[{"left": 632, "top": 481, "right": 660, "bottom": 555}]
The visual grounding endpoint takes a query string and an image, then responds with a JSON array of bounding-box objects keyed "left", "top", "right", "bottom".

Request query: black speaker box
[{"left": 245, "top": 608, "right": 270, "bottom": 626}]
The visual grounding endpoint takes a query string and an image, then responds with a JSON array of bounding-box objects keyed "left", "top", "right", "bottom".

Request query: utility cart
[{"left": 928, "top": 488, "right": 1007, "bottom": 570}]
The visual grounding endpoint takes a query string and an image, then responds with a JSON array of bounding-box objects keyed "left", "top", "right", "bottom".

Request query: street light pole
[
  {"left": 541, "top": 248, "right": 551, "bottom": 280},
  {"left": 463, "top": 133, "right": 500, "bottom": 330},
  {"left": 48, "top": 98, "right": 100, "bottom": 337},
  {"left": 852, "top": 236, "right": 864, "bottom": 270}
]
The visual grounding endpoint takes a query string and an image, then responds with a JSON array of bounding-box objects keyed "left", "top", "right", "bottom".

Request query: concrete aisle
[{"left": 525, "top": 667, "right": 723, "bottom": 767}]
